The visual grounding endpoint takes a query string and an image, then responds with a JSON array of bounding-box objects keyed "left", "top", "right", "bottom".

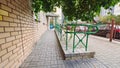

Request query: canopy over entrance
[{"left": 46, "top": 13, "right": 59, "bottom": 30}]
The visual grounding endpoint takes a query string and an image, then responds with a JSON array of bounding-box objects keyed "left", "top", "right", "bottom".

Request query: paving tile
[{"left": 20, "top": 30, "right": 107, "bottom": 68}]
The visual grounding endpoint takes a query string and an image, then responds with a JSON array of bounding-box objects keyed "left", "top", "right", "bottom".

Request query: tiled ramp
[{"left": 20, "top": 30, "right": 107, "bottom": 68}]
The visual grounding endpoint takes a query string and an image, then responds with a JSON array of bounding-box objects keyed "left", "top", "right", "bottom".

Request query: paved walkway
[
  {"left": 89, "top": 35, "right": 120, "bottom": 68},
  {"left": 20, "top": 30, "right": 107, "bottom": 68}
]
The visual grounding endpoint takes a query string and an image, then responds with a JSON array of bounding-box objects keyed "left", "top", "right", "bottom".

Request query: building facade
[{"left": 100, "top": 3, "right": 120, "bottom": 16}]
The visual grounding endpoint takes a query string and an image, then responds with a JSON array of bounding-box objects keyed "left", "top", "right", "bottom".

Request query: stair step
[{"left": 63, "top": 47, "right": 95, "bottom": 60}]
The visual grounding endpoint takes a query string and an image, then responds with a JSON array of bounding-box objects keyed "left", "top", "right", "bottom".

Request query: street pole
[{"left": 109, "top": 19, "right": 115, "bottom": 42}]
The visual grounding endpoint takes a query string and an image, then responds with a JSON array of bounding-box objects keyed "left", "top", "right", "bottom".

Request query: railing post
[
  {"left": 85, "top": 34, "right": 89, "bottom": 51},
  {"left": 66, "top": 29, "right": 68, "bottom": 50},
  {"left": 73, "top": 27, "right": 76, "bottom": 52}
]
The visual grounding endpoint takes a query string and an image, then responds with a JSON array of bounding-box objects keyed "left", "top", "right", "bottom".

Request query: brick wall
[{"left": 0, "top": 0, "right": 47, "bottom": 68}]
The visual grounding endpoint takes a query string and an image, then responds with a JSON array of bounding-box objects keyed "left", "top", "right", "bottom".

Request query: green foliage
[
  {"left": 32, "top": 0, "right": 120, "bottom": 21},
  {"left": 99, "top": 16, "right": 108, "bottom": 23},
  {"left": 115, "top": 15, "right": 120, "bottom": 24},
  {"left": 32, "top": 0, "right": 60, "bottom": 13},
  {"left": 61, "top": 0, "right": 120, "bottom": 21},
  {"left": 99, "top": 15, "right": 120, "bottom": 25}
]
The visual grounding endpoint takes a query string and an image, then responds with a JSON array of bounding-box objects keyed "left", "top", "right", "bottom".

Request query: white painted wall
[
  {"left": 100, "top": 2, "right": 120, "bottom": 16},
  {"left": 40, "top": 11, "right": 47, "bottom": 24},
  {"left": 114, "top": 3, "right": 120, "bottom": 15},
  {"left": 55, "top": 7, "right": 64, "bottom": 24}
]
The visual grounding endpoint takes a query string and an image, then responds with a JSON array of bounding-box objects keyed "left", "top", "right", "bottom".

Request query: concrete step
[
  {"left": 55, "top": 31, "right": 95, "bottom": 60},
  {"left": 62, "top": 46, "right": 95, "bottom": 60}
]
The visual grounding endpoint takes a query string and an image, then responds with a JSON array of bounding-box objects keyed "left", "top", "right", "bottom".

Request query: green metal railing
[
  {"left": 65, "top": 23, "right": 99, "bottom": 52},
  {"left": 55, "top": 23, "right": 98, "bottom": 52},
  {"left": 55, "top": 23, "right": 62, "bottom": 39}
]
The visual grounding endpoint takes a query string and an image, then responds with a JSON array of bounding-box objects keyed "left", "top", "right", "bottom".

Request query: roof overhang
[{"left": 46, "top": 13, "right": 59, "bottom": 17}]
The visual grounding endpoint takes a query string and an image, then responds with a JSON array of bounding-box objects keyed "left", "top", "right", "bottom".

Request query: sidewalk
[
  {"left": 20, "top": 30, "right": 108, "bottom": 68},
  {"left": 89, "top": 35, "right": 120, "bottom": 68}
]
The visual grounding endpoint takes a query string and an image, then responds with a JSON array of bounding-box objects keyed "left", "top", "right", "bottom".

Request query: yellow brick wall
[
  {"left": 0, "top": 0, "right": 47, "bottom": 68},
  {"left": 0, "top": 16, "right": 2, "bottom": 20},
  {"left": 0, "top": 9, "right": 8, "bottom": 16}
]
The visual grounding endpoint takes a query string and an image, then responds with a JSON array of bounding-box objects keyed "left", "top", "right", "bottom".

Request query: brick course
[
  {"left": 0, "top": 21, "right": 9, "bottom": 26},
  {"left": 0, "top": 9, "right": 8, "bottom": 16},
  {"left": 0, "top": 27, "right": 4, "bottom": 32},
  {"left": 1, "top": 4, "right": 12, "bottom": 12},
  {"left": 0, "top": 15, "right": 2, "bottom": 20},
  {"left": 0, "top": 32, "right": 10, "bottom": 38},
  {"left": 0, "top": 38, "right": 5, "bottom": 44},
  {"left": 0, "top": 49, "right": 7, "bottom": 57}
]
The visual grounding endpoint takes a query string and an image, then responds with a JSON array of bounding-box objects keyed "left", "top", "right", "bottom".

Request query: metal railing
[
  {"left": 65, "top": 23, "right": 98, "bottom": 52},
  {"left": 55, "top": 23, "right": 98, "bottom": 52},
  {"left": 55, "top": 23, "right": 62, "bottom": 39}
]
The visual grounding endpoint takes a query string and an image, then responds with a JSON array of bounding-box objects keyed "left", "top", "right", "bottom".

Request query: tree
[
  {"left": 99, "top": 15, "right": 120, "bottom": 25},
  {"left": 32, "top": 0, "right": 120, "bottom": 22}
]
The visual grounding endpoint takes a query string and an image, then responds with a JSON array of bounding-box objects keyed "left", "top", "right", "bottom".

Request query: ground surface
[
  {"left": 89, "top": 35, "right": 120, "bottom": 68},
  {"left": 20, "top": 30, "right": 120, "bottom": 68}
]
